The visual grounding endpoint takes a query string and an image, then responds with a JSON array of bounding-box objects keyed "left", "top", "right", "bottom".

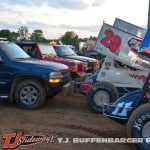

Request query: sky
[{"left": 0, "top": 0, "right": 149, "bottom": 39}]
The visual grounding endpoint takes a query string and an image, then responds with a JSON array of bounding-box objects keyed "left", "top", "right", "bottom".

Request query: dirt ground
[{"left": 0, "top": 94, "right": 132, "bottom": 150}]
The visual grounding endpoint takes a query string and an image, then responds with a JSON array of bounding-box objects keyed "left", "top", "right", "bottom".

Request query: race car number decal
[
  {"left": 111, "top": 101, "right": 133, "bottom": 117},
  {"left": 101, "top": 29, "right": 122, "bottom": 54}
]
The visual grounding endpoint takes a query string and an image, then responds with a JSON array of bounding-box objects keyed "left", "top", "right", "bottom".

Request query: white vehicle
[{"left": 83, "top": 19, "right": 149, "bottom": 113}]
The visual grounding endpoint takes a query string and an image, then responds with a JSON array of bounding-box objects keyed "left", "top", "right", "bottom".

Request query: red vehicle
[{"left": 16, "top": 42, "right": 98, "bottom": 79}]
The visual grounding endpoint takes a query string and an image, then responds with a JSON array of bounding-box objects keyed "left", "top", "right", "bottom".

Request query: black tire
[
  {"left": 127, "top": 103, "right": 150, "bottom": 150},
  {"left": 15, "top": 80, "right": 46, "bottom": 109},
  {"left": 86, "top": 81, "right": 119, "bottom": 113}
]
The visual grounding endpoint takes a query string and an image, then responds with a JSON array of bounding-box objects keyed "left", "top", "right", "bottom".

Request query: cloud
[
  {"left": 92, "top": 0, "right": 105, "bottom": 7},
  {"left": 0, "top": 20, "right": 101, "bottom": 33},
  {"left": 24, "top": 22, "right": 101, "bottom": 32},
  {"left": 1, "top": 0, "right": 89, "bottom": 10},
  {"left": 58, "top": 24, "right": 101, "bottom": 32},
  {"left": 0, "top": 21, "right": 20, "bottom": 30},
  {"left": 0, "top": 21, "right": 49, "bottom": 30},
  {"left": 25, "top": 21, "right": 50, "bottom": 29},
  {"left": 26, "top": 23, "right": 101, "bottom": 32},
  {"left": 47, "top": 0, "right": 89, "bottom": 10}
]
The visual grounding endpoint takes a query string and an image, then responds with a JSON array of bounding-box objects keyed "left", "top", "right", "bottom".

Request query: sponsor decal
[
  {"left": 127, "top": 38, "right": 150, "bottom": 59},
  {"left": 104, "top": 62, "right": 111, "bottom": 70},
  {"left": 128, "top": 38, "right": 142, "bottom": 53},
  {"left": 129, "top": 74, "right": 147, "bottom": 81},
  {"left": 133, "top": 113, "right": 150, "bottom": 131}
]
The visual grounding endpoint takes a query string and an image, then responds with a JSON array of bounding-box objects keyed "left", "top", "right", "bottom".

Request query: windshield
[
  {"left": 0, "top": 43, "right": 30, "bottom": 59},
  {"left": 39, "top": 44, "right": 56, "bottom": 55},
  {"left": 54, "top": 46, "right": 76, "bottom": 56}
]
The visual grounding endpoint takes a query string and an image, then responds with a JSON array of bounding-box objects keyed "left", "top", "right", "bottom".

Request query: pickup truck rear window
[{"left": 0, "top": 43, "right": 30, "bottom": 60}]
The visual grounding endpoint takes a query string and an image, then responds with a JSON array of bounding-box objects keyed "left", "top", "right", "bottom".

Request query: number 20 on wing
[{"left": 101, "top": 29, "right": 122, "bottom": 54}]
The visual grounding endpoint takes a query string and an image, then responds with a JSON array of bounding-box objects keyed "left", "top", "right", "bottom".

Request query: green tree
[
  {"left": 11, "top": 31, "right": 19, "bottom": 42},
  {"left": 0, "top": 29, "right": 13, "bottom": 41},
  {"left": 89, "top": 36, "right": 97, "bottom": 41},
  {"left": 18, "top": 26, "right": 29, "bottom": 40},
  {"left": 61, "top": 31, "right": 79, "bottom": 49},
  {"left": 30, "top": 30, "right": 45, "bottom": 42}
]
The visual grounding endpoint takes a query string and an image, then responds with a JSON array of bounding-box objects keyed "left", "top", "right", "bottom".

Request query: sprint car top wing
[{"left": 94, "top": 21, "right": 150, "bottom": 71}]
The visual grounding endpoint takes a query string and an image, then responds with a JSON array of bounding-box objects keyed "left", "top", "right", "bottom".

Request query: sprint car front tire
[{"left": 86, "top": 81, "right": 119, "bottom": 113}]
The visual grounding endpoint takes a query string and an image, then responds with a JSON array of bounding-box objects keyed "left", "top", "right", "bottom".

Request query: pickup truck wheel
[
  {"left": 127, "top": 103, "right": 150, "bottom": 150},
  {"left": 15, "top": 80, "right": 46, "bottom": 109},
  {"left": 86, "top": 81, "right": 119, "bottom": 113}
]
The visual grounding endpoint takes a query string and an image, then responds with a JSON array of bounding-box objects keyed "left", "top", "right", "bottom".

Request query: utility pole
[{"left": 148, "top": 0, "right": 150, "bottom": 27}]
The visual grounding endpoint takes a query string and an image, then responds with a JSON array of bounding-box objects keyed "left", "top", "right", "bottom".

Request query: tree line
[
  {"left": 0, "top": 26, "right": 47, "bottom": 42},
  {"left": 0, "top": 26, "right": 96, "bottom": 49}
]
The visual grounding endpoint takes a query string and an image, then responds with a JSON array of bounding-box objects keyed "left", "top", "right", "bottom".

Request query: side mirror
[{"left": 0, "top": 56, "right": 4, "bottom": 64}]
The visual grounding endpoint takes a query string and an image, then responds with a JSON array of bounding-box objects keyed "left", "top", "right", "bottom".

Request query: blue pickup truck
[{"left": 0, "top": 42, "right": 70, "bottom": 109}]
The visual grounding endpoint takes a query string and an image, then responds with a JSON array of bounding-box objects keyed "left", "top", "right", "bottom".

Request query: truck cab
[
  {"left": 53, "top": 45, "right": 98, "bottom": 74},
  {"left": 16, "top": 42, "right": 98, "bottom": 79},
  {"left": 0, "top": 42, "right": 70, "bottom": 109}
]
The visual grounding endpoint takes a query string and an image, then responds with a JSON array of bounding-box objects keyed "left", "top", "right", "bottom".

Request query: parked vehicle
[
  {"left": 0, "top": 37, "right": 7, "bottom": 41},
  {"left": 0, "top": 42, "right": 70, "bottom": 109},
  {"left": 81, "top": 19, "right": 149, "bottom": 113},
  {"left": 81, "top": 57, "right": 148, "bottom": 112},
  {"left": 53, "top": 45, "right": 98, "bottom": 74},
  {"left": 16, "top": 42, "right": 98, "bottom": 79}
]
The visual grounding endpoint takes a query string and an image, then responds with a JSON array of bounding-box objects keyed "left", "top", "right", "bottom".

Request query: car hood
[
  {"left": 64, "top": 55, "right": 97, "bottom": 63},
  {"left": 16, "top": 58, "right": 68, "bottom": 71}
]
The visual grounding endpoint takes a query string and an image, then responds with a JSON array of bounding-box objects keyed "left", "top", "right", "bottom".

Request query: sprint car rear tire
[
  {"left": 86, "top": 81, "right": 119, "bottom": 113},
  {"left": 15, "top": 80, "right": 46, "bottom": 109},
  {"left": 127, "top": 103, "right": 150, "bottom": 150}
]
